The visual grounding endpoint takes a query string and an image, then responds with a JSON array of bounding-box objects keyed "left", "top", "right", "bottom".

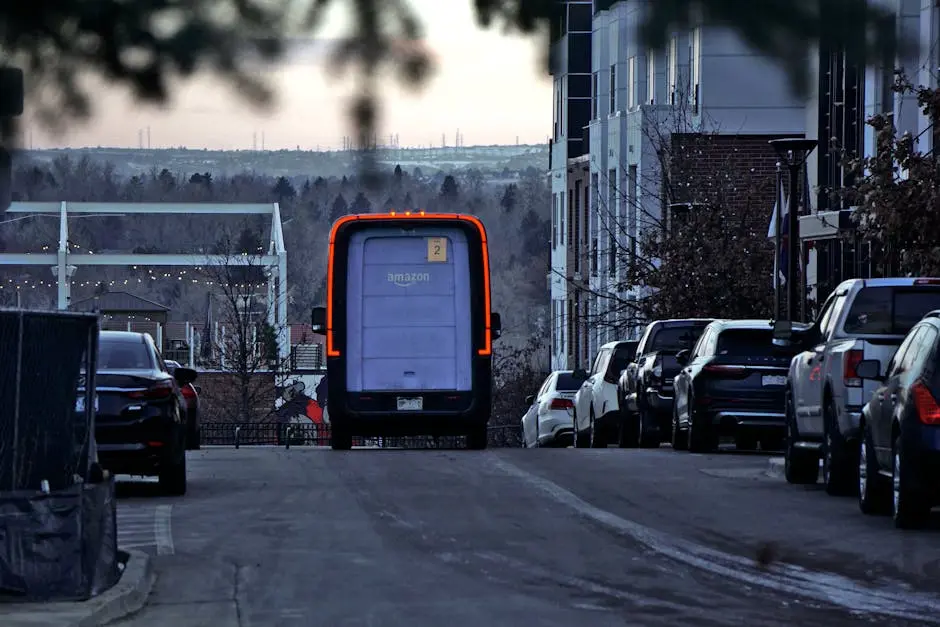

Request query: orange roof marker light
[{"left": 324, "top": 212, "right": 492, "bottom": 358}]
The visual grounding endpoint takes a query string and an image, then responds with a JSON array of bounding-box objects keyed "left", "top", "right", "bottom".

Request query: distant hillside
[{"left": 17, "top": 144, "right": 549, "bottom": 179}]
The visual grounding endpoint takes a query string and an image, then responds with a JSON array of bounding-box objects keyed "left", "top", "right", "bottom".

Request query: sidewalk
[{"left": 0, "top": 550, "right": 154, "bottom": 627}]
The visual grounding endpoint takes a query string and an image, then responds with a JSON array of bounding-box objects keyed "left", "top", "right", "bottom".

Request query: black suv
[{"left": 87, "top": 331, "right": 196, "bottom": 495}]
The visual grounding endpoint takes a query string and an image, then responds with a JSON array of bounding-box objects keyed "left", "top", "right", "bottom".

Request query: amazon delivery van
[{"left": 311, "top": 212, "right": 501, "bottom": 450}]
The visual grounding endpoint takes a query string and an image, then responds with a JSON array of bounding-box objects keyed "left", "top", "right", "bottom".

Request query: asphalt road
[{"left": 112, "top": 445, "right": 940, "bottom": 627}]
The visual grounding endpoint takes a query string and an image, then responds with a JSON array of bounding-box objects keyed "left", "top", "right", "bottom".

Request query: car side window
[
  {"left": 538, "top": 376, "right": 552, "bottom": 398},
  {"left": 912, "top": 327, "right": 940, "bottom": 374},
  {"left": 702, "top": 329, "right": 718, "bottom": 357},
  {"left": 901, "top": 327, "right": 932, "bottom": 375},
  {"left": 817, "top": 293, "right": 840, "bottom": 340},
  {"left": 592, "top": 349, "right": 610, "bottom": 375},
  {"left": 690, "top": 328, "right": 712, "bottom": 359},
  {"left": 888, "top": 327, "right": 921, "bottom": 377}
]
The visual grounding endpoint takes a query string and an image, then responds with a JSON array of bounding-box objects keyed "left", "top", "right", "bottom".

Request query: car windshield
[
  {"left": 555, "top": 373, "right": 580, "bottom": 391},
  {"left": 98, "top": 339, "right": 152, "bottom": 370},
  {"left": 650, "top": 325, "right": 707, "bottom": 351},
  {"left": 716, "top": 329, "right": 777, "bottom": 357},
  {"left": 843, "top": 287, "right": 940, "bottom": 335}
]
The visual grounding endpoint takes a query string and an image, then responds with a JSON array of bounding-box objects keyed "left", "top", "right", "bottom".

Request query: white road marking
[
  {"left": 155, "top": 505, "right": 174, "bottom": 555},
  {"left": 488, "top": 454, "right": 940, "bottom": 622}
]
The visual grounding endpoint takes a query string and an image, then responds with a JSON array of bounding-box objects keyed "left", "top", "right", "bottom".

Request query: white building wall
[{"left": 578, "top": 0, "right": 806, "bottom": 355}]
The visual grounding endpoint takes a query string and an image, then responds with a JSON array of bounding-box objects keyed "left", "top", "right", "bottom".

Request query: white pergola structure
[{"left": 0, "top": 202, "right": 289, "bottom": 363}]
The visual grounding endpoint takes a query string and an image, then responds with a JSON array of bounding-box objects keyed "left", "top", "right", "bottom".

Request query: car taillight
[
  {"left": 913, "top": 279, "right": 940, "bottom": 285},
  {"left": 702, "top": 364, "right": 749, "bottom": 378},
  {"left": 126, "top": 380, "right": 174, "bottom": 400},
  {"left": 180, "top": 385, "right": 196, "bottom": 400},
  {"left": 844, "top": 349, "right": 864, "bottom": 388},
  {"left": 912, "top": 381, "right": 940, "bottom": 425},
  {"left": 550, "top": 398, "right": 573, "bottom": 410}
]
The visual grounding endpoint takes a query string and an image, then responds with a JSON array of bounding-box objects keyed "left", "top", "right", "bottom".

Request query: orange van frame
[{"left": 324, "top": 211, "right": 492, "bottom": 358}]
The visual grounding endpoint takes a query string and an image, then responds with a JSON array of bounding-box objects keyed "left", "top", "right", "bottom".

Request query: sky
[{"left": 24, "top": 0, "right": 554, "bottom": 151}]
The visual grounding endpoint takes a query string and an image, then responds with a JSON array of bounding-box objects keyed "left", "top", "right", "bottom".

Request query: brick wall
[
  {"left": 196, "top": 371, "right": 276, "bottom": 423},
  {"left": 668, "top": 132, "right": 803, "bottom": 222}
]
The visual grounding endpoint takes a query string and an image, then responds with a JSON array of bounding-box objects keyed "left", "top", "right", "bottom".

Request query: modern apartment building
[
  {"left": 548, "top": 0, "right": 593, "bottom": 370},
  {"left": 549, "top": 0, "right": 806, "bottom": 370},
  {"left": 799, "top": 0, "right": 939, "bottom": 315}
]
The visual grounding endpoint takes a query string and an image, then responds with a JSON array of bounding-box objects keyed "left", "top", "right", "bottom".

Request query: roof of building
[{"left": 71, "top": 291, "right": 170, "bottom": 313}]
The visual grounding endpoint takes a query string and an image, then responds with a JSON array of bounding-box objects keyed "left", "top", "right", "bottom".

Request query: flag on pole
[{"left": 768, "top": 184, "right": 789, "bottom": 287}]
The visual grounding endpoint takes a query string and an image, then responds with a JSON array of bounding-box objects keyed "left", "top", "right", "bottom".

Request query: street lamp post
[{"left": 769, "top": 138, "right": 818, "bottom": 322}]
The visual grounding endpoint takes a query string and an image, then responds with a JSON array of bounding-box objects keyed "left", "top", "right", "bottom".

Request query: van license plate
[
  {"left": 762, "top": 375, "right": 787, "bottom": 386},
  {"left": 397, "top": 397, "right": 423, "bottom": 411}
]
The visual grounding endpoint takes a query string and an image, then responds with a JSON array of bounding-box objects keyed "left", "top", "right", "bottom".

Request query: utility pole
[{"left": 0, "top": 66, "right": 24, "bottom": 212}]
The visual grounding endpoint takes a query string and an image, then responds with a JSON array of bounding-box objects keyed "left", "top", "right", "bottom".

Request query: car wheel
[
  {"left": 589, "top": 407, "right": 606, "bottom": 448},
  {"left": 331, "top": 426, "right": 353, "bottom": 450},
  {"left": 638, "top": 407, "right": 659, "bottom": 449},
  {"left": 466, "top": 423, "right": 488, "bottom": 450},
  {"left": 858, "top": 423, "right": 890, "bottom": 515},
  {"left": 158, "top": 440, "right": 187, "bottom": 496},
  {"left": 892, "top": 433, "right": 929, "bottom": 529},
  {"left": 687, "top": 404, "right": 715, "bottom": 453},
  {"left": 784, "top": 392, "right": 818, "bottom": 484},
  {"left": 822, "top": 399, "right": 857, "bottom": 496},
  {"left": 671, "top": 405, "right": 688, "bottom": 451}
]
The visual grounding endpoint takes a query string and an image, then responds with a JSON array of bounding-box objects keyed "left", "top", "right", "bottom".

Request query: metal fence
[{"left": 201, "top": 422, "right": 522, "bottom": 449}]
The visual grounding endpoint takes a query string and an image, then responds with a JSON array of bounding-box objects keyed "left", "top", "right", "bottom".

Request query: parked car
[
  {"left": 672, "top": 320, "right": 801, "bottom": 453},
  {"left": 618, "top": 319, "right": 713, "bottom": 448},
  {"left": 778, "top": 278, "right": 940, "bottom": 496},
  {"left": 572, "top": 341, "right": 637, "bottom": 448},
  {"left": 856, "top": 310, "right": 940, "bottom": 528},
  {"left": 520, "top": 370, "right": 580, "bottom": 447},
  {"left": 165, "top": 359, "right": 202, "bottom": 450},
  {"left": 87, "top": 331, "right": 195, "bottom": 495}
]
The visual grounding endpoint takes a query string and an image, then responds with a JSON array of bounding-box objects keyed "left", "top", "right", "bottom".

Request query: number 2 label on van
[{"left": 427, "top": 237, "right": 447, "bottom": 262}]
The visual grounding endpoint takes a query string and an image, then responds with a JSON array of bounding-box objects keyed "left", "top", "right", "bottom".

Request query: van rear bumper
[{"left": 336, "top": 390, "right": 488, "bottom": 436}]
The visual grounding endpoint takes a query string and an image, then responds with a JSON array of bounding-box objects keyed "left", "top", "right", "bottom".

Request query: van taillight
[
  {"left": 844, "top": 349, "right": 864, "bottom": 387},
  {"left": 180, "top": 385, "right": 196, "bottom": 400},
  {"left": 550, "top": 398, "right": 573, "bottom": 410},
  {"left": 126, "top": 380, "right": 174, "bottom": 400},
  {"left": 912, "top": 381, "right": 940, "bottom": 425}
]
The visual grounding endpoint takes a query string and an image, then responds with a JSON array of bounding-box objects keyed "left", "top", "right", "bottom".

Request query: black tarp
[
  {"left": 0, "top": 480, "right": 119, "bottom": 601},
  {"left": 0, "top": 309, "right": 118, "bottom": 602},
  {"left": 0, "top": 308, "right": 99, "bottom": 492}
]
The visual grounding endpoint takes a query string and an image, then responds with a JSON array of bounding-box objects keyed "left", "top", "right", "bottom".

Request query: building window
[
  {"left": 628, "top": 165, "right": 638, "bottom": 273},
  {"left": 551, "top": 300, "right": 557, "bottom": 354},
  {"left": 585, "top": 182, "right": 594, "bottom": 276},
  {"left": 559, "top": 191, "right": 565, "bottom": 245},
  {"left": 571, "top": 187, "right": 578, "bottom": 272},
  {"left": 552, "top": 193, "right": 559, "bottom": 248},
  {"left": 592, "top": 71, "right": 599, "bottom": 119},
  {"left": 627, "top": 57, "right": 636, "bottom": 109},
  {"left": 609, "top": 64, "right": 617, "bottom": 113},
  {"left": 690, "top": 28, "right": 701, "bottom": 112},
  {"left": 607, "top": 168, "right": 617, "bottom": 276},
  {"left": 555, "top": 78, "right": 563, "bottom": 139},
  {"left": 567, "top": 299, "right": 574, "bottom": 365},
  {"left": 668, "top": 36, "right": 678, "bottom": 105},
  {"left": 647, "top": 49, "right": 656, "bottom": 105}
]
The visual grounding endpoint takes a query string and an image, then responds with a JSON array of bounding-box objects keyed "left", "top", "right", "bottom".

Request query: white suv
[{"left": 572, "top": 341, "right": 636, "bottom": 447}]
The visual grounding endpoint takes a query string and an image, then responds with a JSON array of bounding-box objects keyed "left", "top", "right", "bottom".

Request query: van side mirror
[
  {"left": 572, "top": 368, "right": 589, "bottom": 381},
  {"left": 311, "top": 306, "right": 326, "bottom": 334},
  {"left": 772, "top": 319, "right": 793, "bottom": 344},
  {"left": 174, "top": 367, "right": 198, "bottom": 386},
  {"left": 854, "top": 359, "right": 883, "bottom": 381},
  {"left": 491, "top": 312, "right": 502, "bottom": 340},
  {"left": 525, "top": 395, "right": 535, "bottom": 405}
]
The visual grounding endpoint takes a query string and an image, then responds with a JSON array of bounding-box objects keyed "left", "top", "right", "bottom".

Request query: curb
[
  {"left": 0, "top": 549, "right": 155, "bottom": 627},
  {"left": 79, "top": 549, "right": 155, "bottom": 627}
]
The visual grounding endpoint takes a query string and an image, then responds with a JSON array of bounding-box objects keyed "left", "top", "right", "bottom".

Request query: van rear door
[{"left": 345, "top": 226, "right": 473, "bottom": 392}]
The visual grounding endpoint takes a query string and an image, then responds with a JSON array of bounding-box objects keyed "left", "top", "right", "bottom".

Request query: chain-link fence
[
  {"left": 201, "top": 422, "right": 523, "bottom": 449},
  {"left": 0, "top": 309, "right": 99, "bottom": 491}
]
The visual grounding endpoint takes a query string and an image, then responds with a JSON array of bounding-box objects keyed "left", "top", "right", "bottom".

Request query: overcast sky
[{"left": 25, "top": 0, "right": 553, "bottom": 151}]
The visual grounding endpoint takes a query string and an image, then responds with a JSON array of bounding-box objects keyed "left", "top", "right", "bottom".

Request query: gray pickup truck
[
  {"left": 618, "top": 319, "right": 713, "bottom": 448},
  {"left": 778, "top": 277, "right": 940, "bottom": 495}
]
